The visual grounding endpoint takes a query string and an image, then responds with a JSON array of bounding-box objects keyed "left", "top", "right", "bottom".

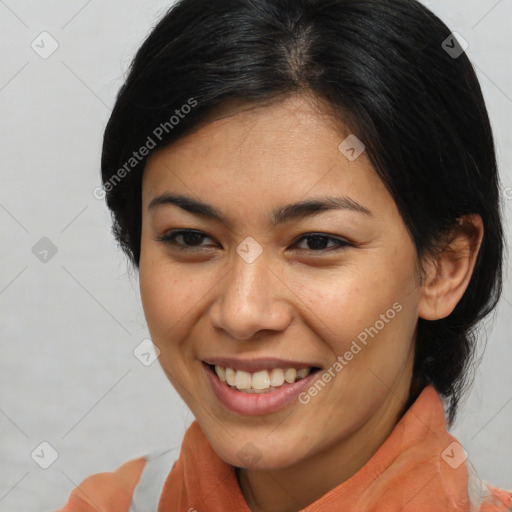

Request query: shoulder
[
  {"left": 478, "top": 485, "right": 512, "bottom": 512},
  {"left": 466, "top": 459, "right": 512, "bottom": 512},
  {"left": 55, "top": 456, "right": 146, "bottom": 512}
]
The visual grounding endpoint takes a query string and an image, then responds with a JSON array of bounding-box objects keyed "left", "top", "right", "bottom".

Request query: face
[{"left": 139, "top": 94, "right": 422, "bottom": 472}]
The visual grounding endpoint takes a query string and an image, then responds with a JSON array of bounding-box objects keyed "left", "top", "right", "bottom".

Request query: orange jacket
[{"left": 56, "top": 386, "right": 512, "bottom": 511}]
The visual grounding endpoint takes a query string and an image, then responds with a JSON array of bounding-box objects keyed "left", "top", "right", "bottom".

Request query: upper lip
[{"left": 202, "top": 357, "right": 320, "bottom": 373}]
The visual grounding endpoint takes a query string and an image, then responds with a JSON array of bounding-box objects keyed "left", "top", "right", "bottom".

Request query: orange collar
[{"left": 160, "top": 385, "right": 479, "bottom": 511}]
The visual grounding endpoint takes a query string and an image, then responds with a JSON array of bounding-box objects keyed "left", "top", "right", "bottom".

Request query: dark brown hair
[{"left": 101, "top": 0, "right": 504, "bottom": 423}]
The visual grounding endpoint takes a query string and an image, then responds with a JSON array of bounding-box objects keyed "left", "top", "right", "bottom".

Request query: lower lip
[{"left": 202, "top": 363, "right": 320, "bottom": 416}]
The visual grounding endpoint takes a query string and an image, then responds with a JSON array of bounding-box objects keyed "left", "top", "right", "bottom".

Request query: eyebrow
[{"left": 148, "top": 192, "right": 373, "bottom": 227}]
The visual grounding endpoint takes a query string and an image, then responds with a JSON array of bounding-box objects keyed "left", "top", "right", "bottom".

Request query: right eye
[{"left": 154, "top": 229, "right": 219, "bottom": 251}]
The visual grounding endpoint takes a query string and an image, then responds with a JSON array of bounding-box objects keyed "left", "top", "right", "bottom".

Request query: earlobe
[{"left": 418, "top": 214, "right": 484, "bottom": 321}]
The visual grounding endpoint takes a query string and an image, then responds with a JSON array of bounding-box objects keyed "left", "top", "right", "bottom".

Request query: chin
[{"left": 208, "top": 432, "right": 309, "bottom": 471}]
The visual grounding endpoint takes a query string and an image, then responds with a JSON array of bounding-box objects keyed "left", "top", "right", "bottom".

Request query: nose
[{"left": 209, "top": 247, "right": 293, "bottom": 341}]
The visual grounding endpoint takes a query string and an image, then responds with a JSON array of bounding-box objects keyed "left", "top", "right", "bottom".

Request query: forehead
[{"left": 141, "top": 94, "right": 391, "bottom": 220}]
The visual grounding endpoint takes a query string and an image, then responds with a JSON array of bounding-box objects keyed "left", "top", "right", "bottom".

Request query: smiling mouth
[{"left": 206, "top": 363, "right": 321, "bottom": 394}]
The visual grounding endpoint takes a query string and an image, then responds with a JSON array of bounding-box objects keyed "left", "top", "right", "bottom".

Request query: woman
[{"left": 57, "top": 0, "right": 512, "bottom": 510}]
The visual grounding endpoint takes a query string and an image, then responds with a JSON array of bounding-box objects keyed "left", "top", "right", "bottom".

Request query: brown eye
[
  {"left": 154, "top": 230, "right": 217, "bottom": 251},
  {"left": 293, "top": 234, "right": 351, "bottom": 252}
]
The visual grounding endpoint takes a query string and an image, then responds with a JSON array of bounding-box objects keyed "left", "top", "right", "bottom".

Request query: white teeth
[
  {"left": 235, "top": 370, "right": 252, "bottom": 390},
  {"left": 225, "top": 367, "right": 236, "bottom": 386},
  {"left": 251, "top": 370, "right": 271, "bottom": 390},
  {"left": 213, "top": 365, "right": 312, "bottom": 392},
  {"left": 284, "top": 368, "right": 297, "bottom": 383},
  {"left": 269, "top": 368, "right": 285, "bottom": 387},
  {"left": 215, "top": 365, "right": 226, "bottom": 382},
  {"left": 297, "top": 368, "right": 309, "bottom": 379}
]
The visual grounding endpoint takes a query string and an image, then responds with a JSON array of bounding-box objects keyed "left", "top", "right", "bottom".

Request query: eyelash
[{"left": 153, "top": 229, "right": 352, "bottom": 254}]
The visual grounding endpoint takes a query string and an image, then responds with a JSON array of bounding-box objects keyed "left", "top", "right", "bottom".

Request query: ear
[{"left": 418, "top": 214, "right": 484, "bottom": 321}]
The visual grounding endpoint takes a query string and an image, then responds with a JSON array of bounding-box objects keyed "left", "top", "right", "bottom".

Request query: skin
[{"left": 139, "top": 93, "right": 483, "bottom": 512}]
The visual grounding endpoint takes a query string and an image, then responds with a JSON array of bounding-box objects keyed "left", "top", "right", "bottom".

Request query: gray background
[{"left": 0, "top": 1, "right": 511, "bottom": 510}]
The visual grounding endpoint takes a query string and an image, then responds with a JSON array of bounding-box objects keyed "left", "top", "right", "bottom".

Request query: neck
[{"left": 236, "top": 378, "right": 416, "bottom": 512}]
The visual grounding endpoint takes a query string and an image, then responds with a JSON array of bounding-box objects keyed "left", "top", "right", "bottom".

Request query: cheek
[
  {"left": 139, "top": 253, "right": 192, "bottom": 340},
  {"left": 139, "top": 253, "right": 221, "bottom": 351},
  {"left": 288, "top": 258, "right": 417, "bottom": 369},
  {"left": 290, "top": 267, "right": 400, "bottom": 335},
  {"left": 139, "top": 264, "right": 200, "bottom": 385}
]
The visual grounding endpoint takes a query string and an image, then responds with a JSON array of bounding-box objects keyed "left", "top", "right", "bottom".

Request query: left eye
[
  {"left": 155, "top": 230, "right": 351, "bottom": 253},
  {"left": 293, "top": 234, "right": 351, "bottom": 252}
]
